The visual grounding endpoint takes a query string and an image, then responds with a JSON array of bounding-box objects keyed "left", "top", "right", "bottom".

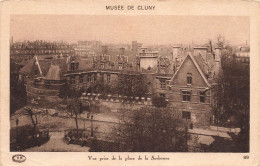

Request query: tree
[
  {"left": 22, "top": 98, "right": 51, "bottom": 140},
  {"left": 214, "top": 54, "right": 249, "bottom": 123},
  {"left": 213, "top": 51, "right": 249, "bottom": 151},
  {"left": 62, "top": 89, "right": 83, "bottom": 136},
  {"left": 24, "top": 107, "right": 39, "bottom": 140},
  {"left": 132, "top": 75, "right": 148, "bottom": 98},
  {"left": 10, "top": 78, "right": 27, "bottom": 115},
  {"left": 66, "top": 98, "right": 81, "bottom": 135},
  {"left": 114, "top": 108, "right": 188, "bottom": 152},
  {"left": 152, "top": 96, "right": 168, "bottom": 108},
  {"left": 117, "top": 73, "right": 147, "bottom": 98},
  {"left": 59, "top": 82, "right": 70, "bottom": 99}
]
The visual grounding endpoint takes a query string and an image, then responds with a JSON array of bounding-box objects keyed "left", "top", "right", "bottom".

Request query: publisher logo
[{"left": 12, "top": 154, "right": 26, "bottom": 163}]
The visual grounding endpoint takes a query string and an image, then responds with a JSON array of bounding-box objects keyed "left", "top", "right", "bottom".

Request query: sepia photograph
[{"left": 9, "top": 15, "right": 250, "bottom": 153}]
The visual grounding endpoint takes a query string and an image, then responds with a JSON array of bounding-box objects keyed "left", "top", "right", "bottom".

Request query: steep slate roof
[
  {"left": 45, "top": 65, "right": 61, "bottom": 80},
  {"left": 170, "top": 53, "right": 211, "bottom": 87},
  {"left": 19, "top": 58, "right": 36, "bottom": 74},
  {"left": 19, "top": 56, "right": 69, "bottom": 77},
  {"left": 37, "top": 58, "right": 68, "bottom": 76},
  {"left": 193, "top": 53, "right": 209, "bottom": 76}
]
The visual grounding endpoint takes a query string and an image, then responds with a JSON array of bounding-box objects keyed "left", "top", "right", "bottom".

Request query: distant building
[
  {"left": 72, "top": 40, "right": 101, "bottom": 57},
  {"left": 10, "top": 40, "right": 75, "bottom": 64},
  {"left": 235, "top": 46, "right": 250, "bottom": 65}
]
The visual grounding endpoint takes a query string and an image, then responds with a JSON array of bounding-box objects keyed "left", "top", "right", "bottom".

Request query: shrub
[{"left": 152, "top": 96, "right": 168, "bottom": 108}]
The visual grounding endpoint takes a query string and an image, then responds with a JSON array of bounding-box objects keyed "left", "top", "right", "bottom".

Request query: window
[
  {"left": 87, "top": 75, "right": 92, "bottom": 82},
  {"left": 182, "top": 91, "right": 191, "bottom": 102},
  {"left": 199, "top": 92, "right": 205, "bottom": 103},
  {"left": 107, "top": 74, "right": 111, "bottom": 82},
  {"left": 187, "top": 73, "right": 192, "bottom": 85},
  {"left": 79, "top": 75, "right": 84, "bottom": 83},
  {"left": 101, "top": 63, "right": 105, "bottom": 68},
  {"left": 45, "top": 80, "right": 50, "bottom": 89},
  {"left": 160, "top": 80, "right": 166, "bottom": 89},
  {"left": 71, "top": 77, "right": 75, "bottom": 84},
  {"left": 119, "top": 65, "right": 123, "bottom": 70},
  {"left": 71, "top": 62, "right": 75, "bottom": 71},
  {"left": 182, "top": 111, "right": 191, "bottom": 119},
  {"left": 160, "top": 93, "right": 165, "bottom": 98}
]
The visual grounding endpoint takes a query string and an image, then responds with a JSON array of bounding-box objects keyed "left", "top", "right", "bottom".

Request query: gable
[{"left": 170, "top": 54, "right": 210, "bottom": 87}]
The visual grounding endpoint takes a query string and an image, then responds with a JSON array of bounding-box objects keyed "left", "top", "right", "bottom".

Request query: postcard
[{"left": 1, "top": 0, "right": 259, "bottom": 165}]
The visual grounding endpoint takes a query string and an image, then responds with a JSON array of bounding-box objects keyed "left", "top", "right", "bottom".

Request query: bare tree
[
  {"left": 24, "top": 107, "right": 39, "bottom": 140},
  {"left": 66, "top": 98, "right": 81, "bottom": 135},
  {"left": 62, "top": 89, "right": 83, "bottom": 136}
]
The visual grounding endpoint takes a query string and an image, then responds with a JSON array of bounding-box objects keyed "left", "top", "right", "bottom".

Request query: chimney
[
  {"left": 214, "top": 47, "right": 221, "bottom": 62},
  {"left": 172, "top": 46, "right": 181, "bottom": 62},
  {"left": 102, "top": 46, "right": 108, "bottom": 54}
]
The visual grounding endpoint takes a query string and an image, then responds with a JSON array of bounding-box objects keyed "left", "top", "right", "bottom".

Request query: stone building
[
  {"left": 19, "top": 55, "right": 69, "bottom": 102},
  {"left": 19, "top": 41, "right": 223, "bottom": 128}
]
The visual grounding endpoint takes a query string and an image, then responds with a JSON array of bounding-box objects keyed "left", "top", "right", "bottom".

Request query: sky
[{"left": 11, "top": 15, "right": 250, "bottom": 45}]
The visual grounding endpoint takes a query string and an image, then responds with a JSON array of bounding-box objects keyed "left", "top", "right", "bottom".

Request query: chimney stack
[
  {"left": 214, "top": 47, "right": 221, "bottom": 62},
  {"left": 172, "top": 46, "right": 181, "bottom": 62}
]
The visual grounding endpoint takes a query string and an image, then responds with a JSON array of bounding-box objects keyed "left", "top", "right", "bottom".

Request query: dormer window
[
  {"left": 71, "top": 62, "right": 75, "bottom": 71},
  {"left": 87, "top": 75, "right": 92, "bottom": 82},
  {"left": 107, "top": 74, "right": 111, "bottom": 82},
  {"left": 160, "top": 80, "right": 166, "bottom": 89},
  {"left": 187, "top": 73, "right": 192, "bottom": 85}
]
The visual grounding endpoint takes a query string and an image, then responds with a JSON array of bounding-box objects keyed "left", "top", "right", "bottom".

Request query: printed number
[{"left": 243, "top": 155, "right": 249, "bottom": 159}]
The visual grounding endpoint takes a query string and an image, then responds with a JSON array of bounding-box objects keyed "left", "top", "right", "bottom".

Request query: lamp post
[
  {"left": 91, "top": 115, "right": 94, "bottom": 137},
  {"left": 16, "top": 118, "right": 19, "bottom": 144},
  {"left": 228, "top": 119, "right": 231, "bottom": 133}
]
